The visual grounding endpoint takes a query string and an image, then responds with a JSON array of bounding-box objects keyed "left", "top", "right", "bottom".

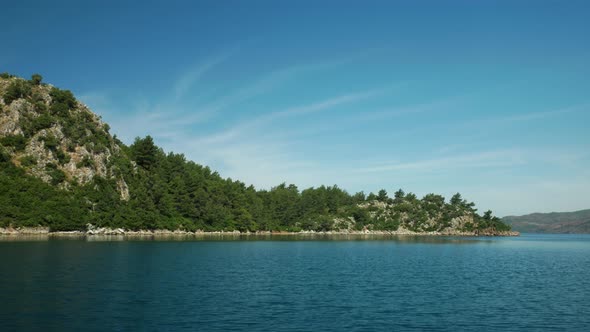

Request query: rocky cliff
[{"left": 0, "top": 74, "right": 129, "bottom": 199}]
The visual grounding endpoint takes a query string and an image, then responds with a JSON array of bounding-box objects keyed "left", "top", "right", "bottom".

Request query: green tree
[
  {"left": 352, "top": 191, "right": 366, "bottom": 203},
  {"left": 377, "top": 189, "right": 388, "bottom": 202},
  {"left": 450, "top": 193, "right": 463, "bottom": 206},
  {"left": 30, "top": 74, "right": 43, "bottom": 85},
  {"left": 130, "top": 136, "right": 159, "bottom": 169},
  {"left": 393, "top": 189, "right": 405, "bottom": 203}
]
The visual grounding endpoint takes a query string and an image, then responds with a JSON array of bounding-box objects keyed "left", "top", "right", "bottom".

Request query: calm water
[{"left": 1, "top": 234, "right": 589, "bottom": 331}]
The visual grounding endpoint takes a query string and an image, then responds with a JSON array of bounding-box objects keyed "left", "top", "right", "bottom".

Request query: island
[{"left": 0, "top": 73, "right": 517, "bottom": 236}]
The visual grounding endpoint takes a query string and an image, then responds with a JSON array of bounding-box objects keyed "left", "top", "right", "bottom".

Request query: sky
[{"left": 1, "top": 0, "right": 589, "bottom": 216}]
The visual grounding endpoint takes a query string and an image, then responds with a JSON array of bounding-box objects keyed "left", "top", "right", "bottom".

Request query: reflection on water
[
  {"left": 0, "top": 235, "right": 83, "bottom": 242},
  {"left": 3, "top": 233, "right": 589, "bottom": 248}
]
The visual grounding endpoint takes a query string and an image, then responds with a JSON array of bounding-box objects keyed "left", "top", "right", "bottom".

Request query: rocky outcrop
[
  {"left": 0, "top": 76, "right": 130, "bottom": 199},
  {"left": 0, "top": 99, "right": 25, "bottom": 136},
  {"left": 351, "top": 200, "right": 513, "bottom": 236},
  {"left": 116, "top": 176, "right": 130, "bottom": 201}
]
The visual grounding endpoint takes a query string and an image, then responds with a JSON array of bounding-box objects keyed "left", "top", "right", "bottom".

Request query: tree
[
  {"left": 394, "top": 189, "right": 405, "bottom": 203},
  {"left": 377, "top": 189, "right": 388, "bottom": 202},
  {"left": 30, "top": 74, "right": 43, "bottom": 85},
  {"left": 450, "top": 193, "right": 463, "bottom": 206},
  {"left": 130, "top": 136, "right": 159, "bottom": 170},
  {"left": 352, "top": 191, "right": 366, "bottom": 203}
]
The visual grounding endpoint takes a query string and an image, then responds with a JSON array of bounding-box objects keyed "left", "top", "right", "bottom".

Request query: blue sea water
[{"left": 0, "top": 234, "right": 589, "bottom": 331}]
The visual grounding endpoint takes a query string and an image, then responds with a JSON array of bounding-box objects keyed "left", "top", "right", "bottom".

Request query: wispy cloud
[
  {"left": 355, "top": 146, "right": 590, "bottom": 176},
  {"left": 79, "top": 51, "right": 387, "bottom": 190},
  {"left": 248, "top": 95, "right": 465, "bottom": 144},
  {"left": 161, "top": 84, "right": 395, "bottom": 189},
  {"left": 77, "top": 91, "right": 111, "bottom": 109},
  {"left": 276, "top": 89, "right": 385, "bottom": 117},
  {"left": 194, "top": 141, "right": 319, "bottom": 188},
  {"left": 166, "top": 65, "right": 307, "bottom": 126},
  {"left": 348, "top": 95, "right": 463, "bottom": 123},
  {"left": 356, "top": 149, "right": 527, "bottom": 173},
  {"left": 434, "top": 143, "right": 471, "bottom": 155},
  {"left": 167, "top": 59, "right": 363, "bottom": 127},
  {"left": 173, "top": 51, "right": 234, "bottom": 100},
  {"left": 381, "top": 101, "right": 590, "bottom": 150},
  {"left": 455, "top": 103, "right": 590, "bottom": 130},
  {"left": 499, "top": 103, "right": 589, "bottom": 122},
  {"left": 190, "top": 88, "right": 388, "bottom": 145}
]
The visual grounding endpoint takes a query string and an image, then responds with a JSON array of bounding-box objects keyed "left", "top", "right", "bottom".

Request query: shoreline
[{"left": 0, "top": 226, "right": 519, "bottom": 237}]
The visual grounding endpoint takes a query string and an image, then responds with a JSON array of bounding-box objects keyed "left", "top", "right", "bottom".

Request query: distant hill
[{"left": 502, "top": 209, "right": 590, "bottom": 233}]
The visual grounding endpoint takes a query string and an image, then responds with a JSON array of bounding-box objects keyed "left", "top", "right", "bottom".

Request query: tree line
[{"left": 0, "top": 135, "right": 509, "bottom": 232}]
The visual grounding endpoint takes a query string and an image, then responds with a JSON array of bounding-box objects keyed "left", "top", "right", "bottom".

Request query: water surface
[{"left": 1, "top": 234, "right": 589, "bottom": 331}]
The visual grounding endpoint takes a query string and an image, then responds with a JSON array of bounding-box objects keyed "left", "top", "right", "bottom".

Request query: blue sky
[{"left": 2, "top": 0, "right": 589, "bottom": 216}]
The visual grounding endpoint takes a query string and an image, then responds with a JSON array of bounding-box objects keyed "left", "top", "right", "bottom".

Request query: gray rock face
[{"left": 0, "top": 99, "right": 26, "bottom": 136}]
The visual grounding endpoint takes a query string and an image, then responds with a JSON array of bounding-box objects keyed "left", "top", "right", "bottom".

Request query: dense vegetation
[{"left": 0, "top": 74, "right": 511, "bottom": 233}]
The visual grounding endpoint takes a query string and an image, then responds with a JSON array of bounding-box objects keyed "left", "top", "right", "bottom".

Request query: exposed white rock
[{"left": 117, "top": 176, "right": 130, "bottom": 201}]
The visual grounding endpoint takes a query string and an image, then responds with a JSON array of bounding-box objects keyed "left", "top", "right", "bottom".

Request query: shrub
[
  {"left": 39, "top": 135, "right": 59, "bottom": 150},
  {"left": 50, "top": 102, "right": 69, "bottom": 116},
  {"left": 66, "top": 142, "right": 76, "bottom": 152},
  {"left": 33, "top": 101, "right": 48, "bottom": 112},
  {"left": 76, "top": 156, "right": 94, "bottom": 168},
  {"left": 30, "top": 74, "right": 43, "bottom": 85},
  {"left": 0, "top": 146, "right": 10, "bottom": 162},
  {"left": 49, "top": 87, "right": 76, "bottom": 108},
  {"left": 31, "top": 114, "right": 55, "bottom": 132},
  {"left": 20, "top": 155, "right": 37, "bottom": 167},
  {"left": 3, "top": 80, "right": 32, "bottom": 104},
  {"left": 20, "top": 113, "right": 55, "bottom": 138},
  {"left": 0, "top": 134, "right": 27, "bottom": 151},
  {"left": 45, "top": 163, "right": 66, "bottom": 185},
  {"left": 55, "top": 149, "right": 71, "bottom": 164}
]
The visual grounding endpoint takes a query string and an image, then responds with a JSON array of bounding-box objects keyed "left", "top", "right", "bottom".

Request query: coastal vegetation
[{"left": 0, "top": 74, "right": 512, "bottom": 234}]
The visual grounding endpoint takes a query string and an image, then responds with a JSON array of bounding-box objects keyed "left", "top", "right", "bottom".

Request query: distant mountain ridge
[{"left": 502, "top": 209, "right": 590, "bottom": 233}]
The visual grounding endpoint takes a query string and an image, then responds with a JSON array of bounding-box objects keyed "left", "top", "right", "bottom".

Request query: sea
[{"left": 0, "top": 233, "right": 589, "bottom": 331}]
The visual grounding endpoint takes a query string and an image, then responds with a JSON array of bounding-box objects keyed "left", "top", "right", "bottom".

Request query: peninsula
[{"left": 0, "top": 73, "right": 516, "bottom": 236}]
